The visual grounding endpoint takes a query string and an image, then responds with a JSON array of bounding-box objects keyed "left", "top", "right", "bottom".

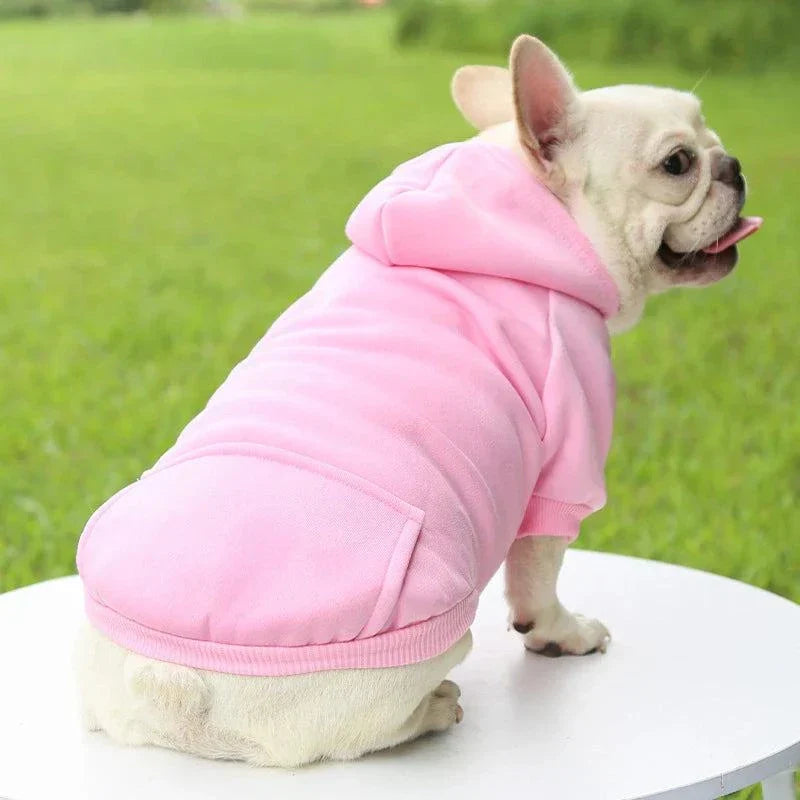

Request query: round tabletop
[{"left": 0, "top": 551, "right": 798, "bottom": 800}]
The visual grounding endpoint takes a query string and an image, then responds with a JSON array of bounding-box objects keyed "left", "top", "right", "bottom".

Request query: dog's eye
[{"left": 662, "top": 149, "right": 694, "bottom": 176}]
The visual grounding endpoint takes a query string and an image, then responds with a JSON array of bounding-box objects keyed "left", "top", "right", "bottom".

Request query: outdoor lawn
[{"left": 1, "top": 8, "right": 797, "bottom": 615}]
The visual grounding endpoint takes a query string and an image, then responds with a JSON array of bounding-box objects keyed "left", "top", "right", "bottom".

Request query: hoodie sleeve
[{"left": 517, "top": 293, "right": 615, "bottom": 540}]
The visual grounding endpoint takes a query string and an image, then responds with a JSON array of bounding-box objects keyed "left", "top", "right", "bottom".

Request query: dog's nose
[{"left": 717, "top": 155, "right": 744, "bottom": 192}]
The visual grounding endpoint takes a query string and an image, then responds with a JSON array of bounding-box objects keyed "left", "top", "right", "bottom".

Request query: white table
[{"left": 1, "top": 551, "right": 797, "bottom": 800}]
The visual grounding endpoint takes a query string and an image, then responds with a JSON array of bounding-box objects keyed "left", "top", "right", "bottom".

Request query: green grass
[
  {"left": 1, "top": 15, "right": 798, "bottom": 603},
  {"left": 394, "top": 0, "right": 800, "bottom": 73}
]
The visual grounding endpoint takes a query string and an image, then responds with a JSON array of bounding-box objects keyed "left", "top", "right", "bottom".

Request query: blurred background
[{"left": 0, "top": 0, "right": 797, "bottom": 682}]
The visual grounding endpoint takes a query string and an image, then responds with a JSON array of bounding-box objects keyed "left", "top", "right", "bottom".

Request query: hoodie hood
[{"left": 345, "top": 139, "right": 619, "bottom": 318}]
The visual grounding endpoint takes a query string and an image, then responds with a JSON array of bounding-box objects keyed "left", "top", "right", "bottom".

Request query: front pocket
[{"left": 78, "top": 443, "right": 425, "bottom": 649}]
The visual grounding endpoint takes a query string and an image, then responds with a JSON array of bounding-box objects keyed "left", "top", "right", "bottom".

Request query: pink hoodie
[{"left": 77, "top": 139, "right": 619, "bottom": 676}]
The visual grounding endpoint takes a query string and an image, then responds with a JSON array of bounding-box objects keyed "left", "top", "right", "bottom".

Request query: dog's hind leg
[
  {"left": 318, "top": 641, "right": 471, "bottom": 763},
  {"left": 388, "top": 679, "right": 465, "bottom": 743},
  {"left": 77, "top": 624, "right": 472, "bottom": 767}
]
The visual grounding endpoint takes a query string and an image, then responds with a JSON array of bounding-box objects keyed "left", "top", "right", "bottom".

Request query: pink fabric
[{"left": 77, "top": 139, "right": 619, "bottom": 676}]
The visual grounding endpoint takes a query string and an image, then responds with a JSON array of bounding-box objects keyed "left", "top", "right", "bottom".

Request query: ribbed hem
[
  {"left": 517, "top": 496, "right": 591, "bottom": 540},
  {"left": 84, "top": 589, "right": 479, "bottom": 677}
]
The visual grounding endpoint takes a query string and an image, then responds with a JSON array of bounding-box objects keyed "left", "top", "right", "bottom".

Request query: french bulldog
[{"left": 76, "top": 35, "right": 761, "bottom": 766}]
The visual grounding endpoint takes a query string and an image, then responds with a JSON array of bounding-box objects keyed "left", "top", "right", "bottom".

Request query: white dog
[{"left": 76, "top": 35, "right": 761, "bottom": 767}]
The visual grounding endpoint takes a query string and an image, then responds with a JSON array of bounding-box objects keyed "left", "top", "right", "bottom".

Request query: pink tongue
[{"left": 702, "top": 216, "right": 763, "bottom": 254}]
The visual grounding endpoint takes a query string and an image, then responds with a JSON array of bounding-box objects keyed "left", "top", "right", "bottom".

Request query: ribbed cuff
[{"left": 517, "top": 496, "right": 591, "bottom": 540}]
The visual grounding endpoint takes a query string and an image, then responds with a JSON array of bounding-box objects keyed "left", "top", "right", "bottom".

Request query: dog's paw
[
  {"left": 433, "top": 679, "right": 461, "bottom": 701},
  {"left": 423, "top": 680, "right": 463, "bottom": 730},
  {"left": 512, "top": 604, "right": 610, "bottom": 657}
]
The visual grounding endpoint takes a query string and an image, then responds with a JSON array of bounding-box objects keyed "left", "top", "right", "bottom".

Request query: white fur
[
  {"left": 451, "top": 65, "right": 514, "bottom": 132},
  {"left": 78, "top": 36, "right": 749, "bottom": 767},
  {"left": 77, "top": 625, "right": 471, "bottom": 767}
]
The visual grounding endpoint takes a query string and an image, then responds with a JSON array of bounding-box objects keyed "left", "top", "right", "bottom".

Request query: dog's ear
[
  {"left": 451, "top": 65, "right": 514, "bottom": 131},
  {"left": 510, "top": 35, "right": 579, "bottom": 169}
]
